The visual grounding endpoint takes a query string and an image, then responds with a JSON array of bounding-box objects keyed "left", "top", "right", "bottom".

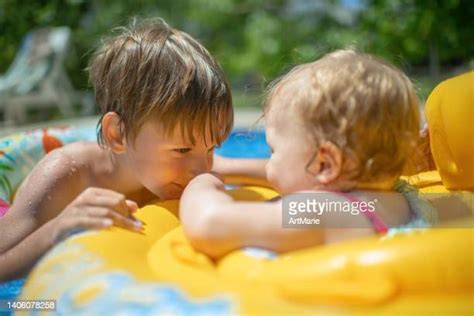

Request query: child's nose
[{"left": 189, "top": 155, "right": 212, "bottom": 177}]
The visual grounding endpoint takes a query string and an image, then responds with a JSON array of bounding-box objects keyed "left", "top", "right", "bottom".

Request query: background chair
[{"left": 0, "top": 27, "right": 93, "bottom": 126}]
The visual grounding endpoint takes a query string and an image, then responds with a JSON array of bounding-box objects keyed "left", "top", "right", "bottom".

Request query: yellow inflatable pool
[{"left": 19, "top": 72, "right": 474, "bottom": 315}]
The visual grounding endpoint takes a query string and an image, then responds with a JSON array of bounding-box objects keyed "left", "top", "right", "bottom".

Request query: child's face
[
  {"left": 265, "top": 105, "right": 319, "bottom": 194},
  {"left": 124, "top": 120, "right": 216, "bottom": 200}
]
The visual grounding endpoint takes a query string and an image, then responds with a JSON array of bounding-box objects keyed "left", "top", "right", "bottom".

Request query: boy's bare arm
[
  {"left": 212, "top": 155, "right": 271, "bottom": 187},
  {"left": 0, "top": 150, "right": 140, "bottom": 281},
  {"left": 180, "top": 173, "right": 323, "bottom": 259},
  {"left": 0, "top": 218, "right": 62, "bottom": 280},
  {"left": 0, "top": 150, "right": 80, "bottom": 251},
  {"left": 0, "top": 150, "right": 82, "bottom": 280}
]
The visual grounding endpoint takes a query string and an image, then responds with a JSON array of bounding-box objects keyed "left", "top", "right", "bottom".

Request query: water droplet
[
  {"left": 72, "top": 160, "right": 76, "bottom": 165},
  {"left": 47, "top": 195, "right": 52, "bottom": 200}
]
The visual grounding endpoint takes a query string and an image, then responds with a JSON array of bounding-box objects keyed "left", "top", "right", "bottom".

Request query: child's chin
[
  {"left": 158, "top": 188, "right": 183, "bottom": 200},
  {"left": 166, "top": 191, "right": 183, "bottom": 200}
]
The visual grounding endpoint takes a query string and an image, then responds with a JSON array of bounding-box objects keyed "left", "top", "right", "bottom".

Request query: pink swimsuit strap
[{"left": 330, "top": 191, "right": 389, "bottom": 234}]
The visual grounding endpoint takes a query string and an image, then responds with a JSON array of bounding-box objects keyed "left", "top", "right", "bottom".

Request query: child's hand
[
  {"left": 212, "top": 155, "right": 234, "bottom": 177},
  {"left": 212, "top": 155, "right": 271, "bottom": 187},
  {"left": 51, "top": 187, "right": 142, "bottom": 242},
  {"left": 419, "top": 124, "right": 436, "bottom": 170},
  {"left": 403, "top": 124, "right": 436, "bottom": 175},
  {"left": 211, "top": 155, "right": 226, "bottom": 173},
  {"left": 415, "top": 124, "right": 436, "bottom": 172}
]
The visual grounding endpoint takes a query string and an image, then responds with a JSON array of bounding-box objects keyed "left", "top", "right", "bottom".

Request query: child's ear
[
  {"left": 101, "top": 112, "right": 127, "bottom": 153},
  {"left": 309, "top": 141, "right": 343, "bottom": 184}
]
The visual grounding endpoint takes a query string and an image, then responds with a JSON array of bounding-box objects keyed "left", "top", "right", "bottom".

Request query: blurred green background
[{"left": 0, "top": 0, "right": 472, "bottom": 120}]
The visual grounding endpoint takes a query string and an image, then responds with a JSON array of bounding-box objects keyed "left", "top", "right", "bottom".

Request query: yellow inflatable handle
[{"left": 425, "top": 71, "right": 474, "bottom": 190}]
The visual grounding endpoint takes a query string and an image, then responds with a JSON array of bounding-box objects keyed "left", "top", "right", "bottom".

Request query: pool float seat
[{"left": 16, "top": 72, "right": 474, "bottom": 314}]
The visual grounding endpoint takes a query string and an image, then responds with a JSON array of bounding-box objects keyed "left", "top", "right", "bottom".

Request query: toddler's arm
[
  {"left": 179, "top": 173, "right": 323, "bottom": 259},
  {"left": 212, "top": 155, "right": 271, "bottom": 187}
]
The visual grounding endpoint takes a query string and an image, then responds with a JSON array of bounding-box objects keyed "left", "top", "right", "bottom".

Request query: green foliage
[
  {"left": 0, "top": 0, "right": 472, "bottom": 104},
  {"left": 356, "top": 0, "right": 474, "bottom": 68}
]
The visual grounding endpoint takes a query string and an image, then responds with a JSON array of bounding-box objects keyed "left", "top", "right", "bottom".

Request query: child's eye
[{"left": 174, "top": 148, "right": 191, "bottom": 154}]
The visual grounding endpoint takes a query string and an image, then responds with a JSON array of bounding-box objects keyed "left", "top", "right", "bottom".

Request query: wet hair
[
  {"left": 264, "top": 49, "right": 420, "bottom": 183},
  {"left": 88, "top": 18, "right": 233, "bottom": 147}
]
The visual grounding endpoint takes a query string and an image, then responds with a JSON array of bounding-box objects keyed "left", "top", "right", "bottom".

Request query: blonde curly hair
[{"left": 265, "top": 50, "right": 420, "bottom": 183}]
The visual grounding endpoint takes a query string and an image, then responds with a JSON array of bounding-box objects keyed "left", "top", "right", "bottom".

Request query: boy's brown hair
[
  {"left": 265, "top": 50, "right": 420, "bottom": 183},
  {"left": 89, "top": 18, "right": 233, "bottom": 147}
]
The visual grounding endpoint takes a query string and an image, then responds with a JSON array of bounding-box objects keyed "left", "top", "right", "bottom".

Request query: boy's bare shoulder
[
  {"left": 13, "top": 141, "right": 103, "bottom": 223},
  {"left": 56, "top": 141, "right": 103, "bottom": 161},
  {"left": 46, "top": 141, "right": 106, "bottom": 175},
  {"left": 31, "top": 141, "right": 101, "bottom": 183}
]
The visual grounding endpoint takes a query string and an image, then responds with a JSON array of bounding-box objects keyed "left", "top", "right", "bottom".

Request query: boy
[{"left": 0, "top": 19, "right": 238, "bottom": 281}]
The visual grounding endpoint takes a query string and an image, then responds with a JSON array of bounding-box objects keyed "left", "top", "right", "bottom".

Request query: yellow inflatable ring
[
  {"left": 19, "top": 71, "right": 474, "bottom": 314},
  {"left": 19, "top": 185, "right": 473, "bottom": 315}
]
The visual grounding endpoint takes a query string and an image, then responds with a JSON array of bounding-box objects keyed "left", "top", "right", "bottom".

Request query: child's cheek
[
  {"left": 157, "top": 157, "right": 180, "bottom": 176},
  {"left": 173, "top": 159, "right": 188, "bottom": 173}
]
